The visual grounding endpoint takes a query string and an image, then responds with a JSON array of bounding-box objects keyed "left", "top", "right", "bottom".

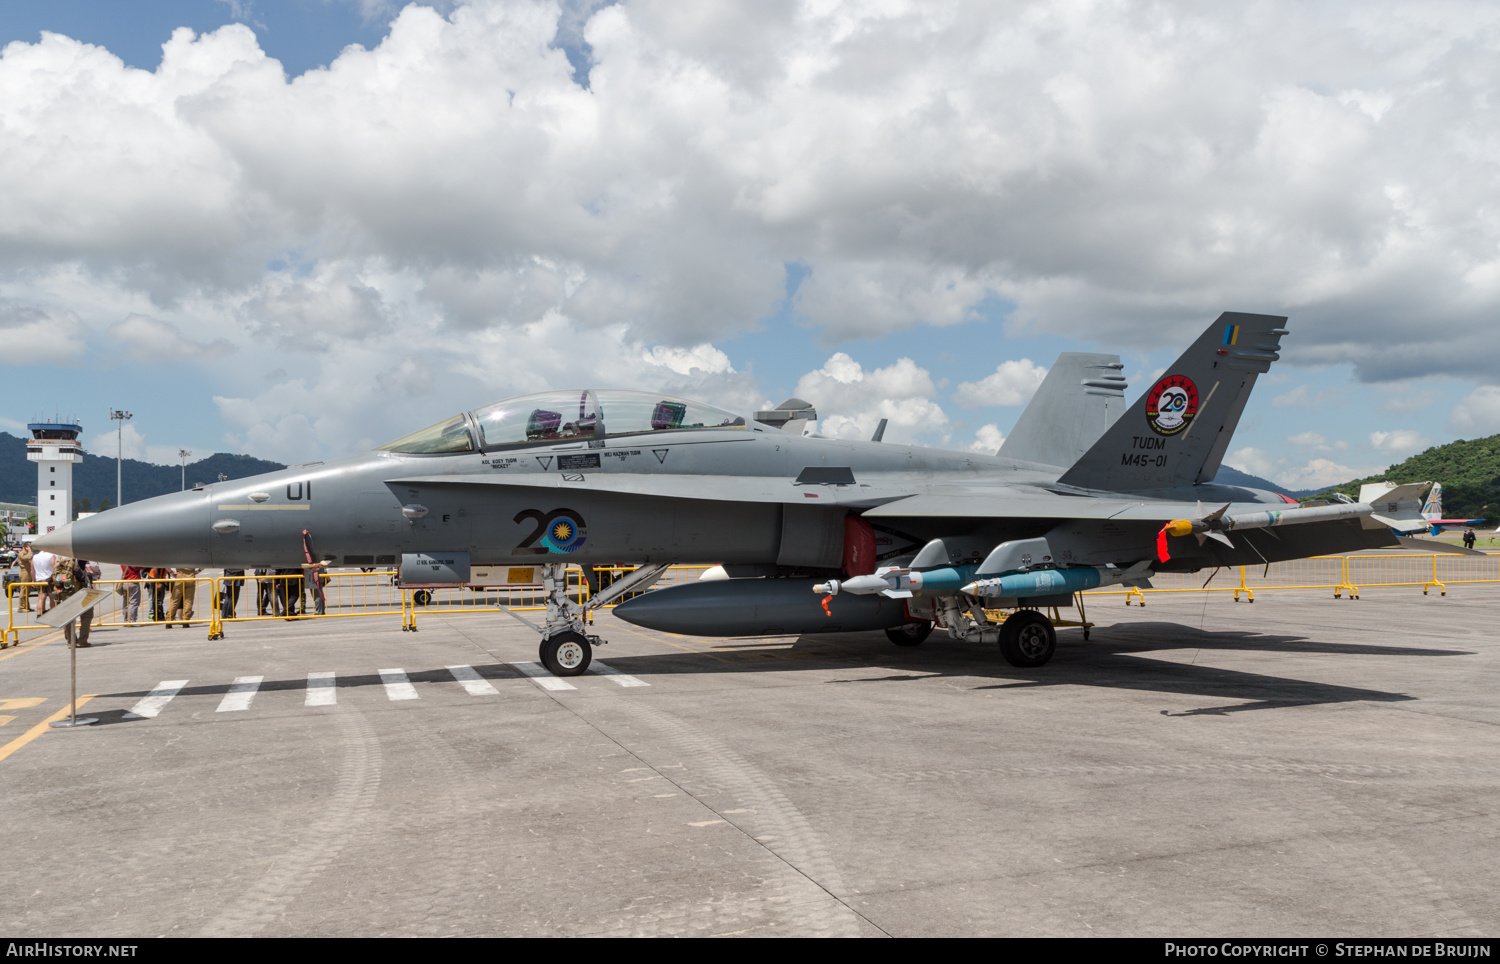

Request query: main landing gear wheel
[
  {"left": 540, "top": 631, "right": 592, "bottom": 677},
  {"left": 999, "top": 610, "right": 1056, "bottom": 668},
  {"left": 885, "top": 621, "right": 933, "bottom": 646}
]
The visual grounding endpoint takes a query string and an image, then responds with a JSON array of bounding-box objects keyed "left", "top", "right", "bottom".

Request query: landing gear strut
[
  {"left": 537, "top": 565, "right": 595, "bottom": 677},
  {"left": 931, "top": 595, "right": 1060, "bottom": 668},
  {"left": 507, "top": 562, "right": 669, "bottom": 677}
]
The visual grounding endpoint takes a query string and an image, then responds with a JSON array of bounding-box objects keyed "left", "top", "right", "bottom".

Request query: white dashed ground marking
[
  {"left": 123, "top": 680, "right": 188, "bottom": 719},
  {"left": 378, "top": 669, "right": 419, "bottom": 701},
  {"left": 306, "top": 671, "right": 337, "bottom": 706},
  {"left": 507, "top": 662, "right": 577, "bottom": 691},
  {"left": 446, "top": 665, "right": 498, "bottom": 695},
  {"left": 590, "top": 661, "right": 649, "bottom": 687},
  {"left": 217, "top": 676, "right": 264, "bottom": 713}
]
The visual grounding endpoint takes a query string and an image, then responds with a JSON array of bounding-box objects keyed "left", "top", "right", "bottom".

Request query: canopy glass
[{"left": 377, "top": 390, "right": 745, "bottom": 454}]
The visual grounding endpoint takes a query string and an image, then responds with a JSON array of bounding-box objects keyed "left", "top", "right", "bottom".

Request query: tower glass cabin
[{"left": 28, "top": 422, "right": 83, "bottom": 535}]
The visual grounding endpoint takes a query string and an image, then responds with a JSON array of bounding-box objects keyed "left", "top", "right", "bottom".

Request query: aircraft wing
[{"left": 863, "top": 492, "right": 1160, "bottom": 520}]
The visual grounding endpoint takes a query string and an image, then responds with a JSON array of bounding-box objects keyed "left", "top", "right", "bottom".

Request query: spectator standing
[
  {"left": 1464, "top": 527, "right": 1477, "bottom": 550},
  {"left": 52, "top": 557, "right": 94, "bottom": 647},
  {"left": 221, "top": 569, "right": 245, "bottom": 619},
  {"left": 146, "top": 567, "right": 169, "bottom": 622},
  {"left": 32, "top": 549, "right": 57, "bottom": 614},
  {"left": 302, "top": 560, "right": 330, "bottom": 615},
  {"left": 273, "top": 567, "right": 301, "bottom": 617},
  {"left": 15, "top": 544, "right": 34, "bottom": 612},
  {"left": 120, "top": 565, "right": 144, "bottom": 623},
  {"left": 165, "top": 567, "right": 202, "bottom": 627},
  {"left": 254, "top": 568, "right": 272, "bottom": 616}
]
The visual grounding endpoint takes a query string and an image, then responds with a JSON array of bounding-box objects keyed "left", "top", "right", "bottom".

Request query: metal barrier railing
[
  {"left": 3, "top": 556, "right": 1493, "bottom": 647},
  {"left": 389, "top": 564, "right": 710, "bottom": 630},
  {"left": 4, "top": 576, "right": 220, "bottom": 645},
  {"left": 1083, "top": 553, "right": 1500, "bottom": 605}
]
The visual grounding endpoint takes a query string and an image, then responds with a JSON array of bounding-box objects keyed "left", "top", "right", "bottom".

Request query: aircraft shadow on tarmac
[
  {"left": 600, "top": 619, "right": 1460, "bottom": 715},
  {"left": 92, "top": 618, "right": 1466, "bottom": 719}
]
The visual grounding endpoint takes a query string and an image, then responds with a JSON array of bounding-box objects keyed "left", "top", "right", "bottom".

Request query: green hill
[
  {"left": 1310, "top": 434, "right": 1500, "bottom": 521},
  {"left": 0, "top": 432, "right": 285, "bottom": 512}
]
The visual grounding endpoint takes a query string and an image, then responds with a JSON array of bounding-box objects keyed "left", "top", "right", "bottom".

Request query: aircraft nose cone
[
  {"left": 59, "top": 490, "right": 211, "bottom": 567},
  {"left": 33, "top": 523, "right": 74, "bottom": 557}
]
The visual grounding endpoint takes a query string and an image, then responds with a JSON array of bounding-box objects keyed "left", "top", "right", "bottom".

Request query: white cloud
[
  {"left": 0, "top": 301, "right": 85, "bottom": 362},
  {"left": 1288, "top": 431, "right": 1327, "bottom": 447},
  {"left": 794, "top": 353, "right": 948, "bottom": 444},
  {"left": 1272, "top": 385, "right": 1347, "bottom": 409},
  {"left": 642, "top": 344, "right": 733, "bottom": 376},
  {"left": 1225, "top": 447, "right": 1280, "bottom": 481},
  {"left": 1368, "top": 429, "right": 1431, "bottom": 457},
  {"left": 1448, "top": 385, "right": 1500, "bottom": 437},
  {"left": 968, "top": 423, "right": 1005, "bottom": 454},
  {"left": 1381, "top": 389, "right": 1438, "bottom": 413},
  {"left": 9, "top": 3, "right": 1500, "bottom": 458},
  {"left": 1288, "top": 458, "right": 1370, "bottom": 491},
  {"left": 1226, "top": 446, "right": 1377, "bottom": 491},
  {"left": 108, "top": 313, "right": 232, "bottom": 361},
  {"left": 81, "top": 421, "right": 209, "bottom": 467},
  {"left": 953, "top": 359, "right": 1048, "bottom": 409}
]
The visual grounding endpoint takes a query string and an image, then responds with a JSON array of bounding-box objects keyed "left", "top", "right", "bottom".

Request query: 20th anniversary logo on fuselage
[{"left": 1145, "top": 375, "right": 1198, "bottom": 436}]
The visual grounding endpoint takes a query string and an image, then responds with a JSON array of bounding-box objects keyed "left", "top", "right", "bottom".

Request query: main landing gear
[
  {"left": 931, "top": 596, "right": 1061, "bottom": 668},
  {"left": 524, "top": 562, "right": 669, "bottom": 677},
  {"left": 997, "top": 610, "right": 1056, "bottom": 668},
  {"left": 885, "top": 621, "right": 934, "bottom": 646}
]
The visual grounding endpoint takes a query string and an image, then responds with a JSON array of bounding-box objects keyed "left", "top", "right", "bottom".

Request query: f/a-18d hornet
[{"left": 39, "top": 312, "right": 1443, "bottom": 676}]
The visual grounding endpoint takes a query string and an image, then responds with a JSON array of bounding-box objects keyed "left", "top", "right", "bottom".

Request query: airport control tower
[{"left": 28, "top": 420, "right": 83, "bottom": 535}]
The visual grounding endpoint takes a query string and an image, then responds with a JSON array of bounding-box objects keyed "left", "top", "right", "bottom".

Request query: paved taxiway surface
[{"left": 1, "top": 587, "right": 1497, "bottom": 937}]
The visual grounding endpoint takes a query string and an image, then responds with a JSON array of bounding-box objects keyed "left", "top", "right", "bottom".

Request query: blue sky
[{"left": 2, "top": 1, "right": 1497, "bottom": 491}]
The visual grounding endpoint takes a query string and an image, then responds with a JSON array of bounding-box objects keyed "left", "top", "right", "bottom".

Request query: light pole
[
  {"left": 110, "top": 409, "right": 131, "bottom": 507},
  {"left": 179, "top": 449, "right": 192, "bottom": 491}
]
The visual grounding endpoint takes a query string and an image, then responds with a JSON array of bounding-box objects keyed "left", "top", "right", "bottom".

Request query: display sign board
[
  {"left": 36, "top": 588, "right": 108, "bottom": 628},
  {"left": 399, "top": 551, "right": 471, "bottom": 588}
]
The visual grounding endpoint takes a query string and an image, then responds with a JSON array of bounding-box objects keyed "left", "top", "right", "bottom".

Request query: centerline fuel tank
[{"left": 611, "top": 577, "right": 911, "bottom": 637}]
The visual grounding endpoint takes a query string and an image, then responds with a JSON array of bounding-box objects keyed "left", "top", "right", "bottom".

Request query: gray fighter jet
[{"left": 38, "top": 312, "right": 1436, "bottom": 676}]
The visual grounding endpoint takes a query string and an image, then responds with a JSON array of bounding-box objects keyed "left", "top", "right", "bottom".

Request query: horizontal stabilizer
[
  {"left": 1359, "top": 481, "right": 1434, "bottom": 533},
  {"left": 1393, "top": 535, "right": 1486, "bottom": 555}
]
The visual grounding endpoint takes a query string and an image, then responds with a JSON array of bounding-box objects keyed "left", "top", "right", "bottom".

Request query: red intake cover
[{"left": 843, "top": 513, "right": 877, "bottom": 576}]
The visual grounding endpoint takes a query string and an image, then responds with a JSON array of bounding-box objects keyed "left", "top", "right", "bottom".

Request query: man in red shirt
[{"left": 121, "top": 565, "right": 143, "bottom": 624}]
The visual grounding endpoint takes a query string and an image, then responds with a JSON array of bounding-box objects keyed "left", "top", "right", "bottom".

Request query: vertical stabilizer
[
  {"left": 1422, "top": 482, "right": 1443, "bottom": 520},
  {"left": 1056, "top": 312, "right": 1288, "bottom": 491},
  {"left": 997, "top": 353, "right": 1126, "bottom": 466}
]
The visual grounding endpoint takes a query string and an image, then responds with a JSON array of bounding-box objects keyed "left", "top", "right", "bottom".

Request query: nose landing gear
[
  {"left": 540, "top": 630, "right": 593, "bottom": 676},
  {"left": 512, "top": 562, "right": 668, "bottom": 677}
]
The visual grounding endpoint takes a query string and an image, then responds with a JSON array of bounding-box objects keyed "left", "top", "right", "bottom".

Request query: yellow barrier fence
[
  {"left": 6, "top": 556, "right": 1497, "bottom": 646},
  {"left": 1083, "top": 553, "right": 1500, "bottom": 605},
  {"left": 4, "top": 576, "right": 218, "bottom": 646},
  {"left": 393, "top": 564, "right": 711, "bottom": 629}
]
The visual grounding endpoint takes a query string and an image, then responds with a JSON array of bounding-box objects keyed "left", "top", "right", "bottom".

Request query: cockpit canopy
[{"left": 377, "top": 389, "right": 747, "bottom": 454}]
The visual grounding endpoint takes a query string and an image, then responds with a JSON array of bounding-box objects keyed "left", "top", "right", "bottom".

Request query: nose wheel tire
[
  {"left": 540, "top": 631, "right": 592, "bottom": 677},
  {"left": 999, "top": 610, "right": 1056, "bottom": 667},
  {"left": 885, "top": 621, "right": 933, "bottom": 646}
]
